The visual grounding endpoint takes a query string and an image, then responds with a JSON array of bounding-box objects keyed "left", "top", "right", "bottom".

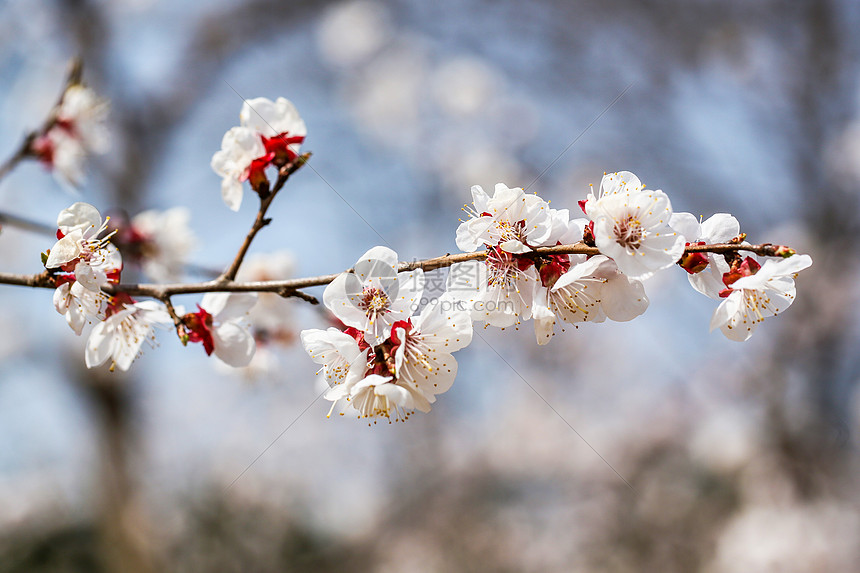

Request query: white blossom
[
  {"left": 240, "top": 97, "right": 307, "bottom": 142},
  {"left": 301, "top": 327, "right": 367, "bottom": 391},
  {"left": 446, "top": 252, "right": 538, "bottom": 328},
  {"left": 347, "top": 374, "right": 418, "bottom": 422},
  {"left": 210, "top": 126, "right": 266, "bottom": 211},
  {"left": 53, "top": 280, "right": 109, "bottom": 335},
  {"left": 37, "top": 130, "right": 87, "bottom": 188},
  {"left": 212, "top": 97, "right": 307, "bottom": 212},
  {"left": 32, "top": 84, "right": 109, "bottom": 188},
  {"left": 582, "top": 170, "right": 646, "bottom": 215},
  {"left": 57, "top": 85, "right": 110, "bottom": 153},
  {"left": 391, "top": 294, "right": 472, "bottom": 406},
  {"left": 85, "top": 300, "right": 172, "bottom": 371},
  {"left": 586, "top": 171, "right": 685, "bottom": 280},
  {"left": 184, "top": 292, "right": 258, "bottom": 366},
  {"left": 531, "top": 255, "right": 607, "bottom": 344},
  {"left": 456, "top": 183, "right": 553, "bottom": 254},
  {"left": 710, "top": 254, "right": 812, "bottom": 341},
  {"left": 671, "top": 212, "right": 742, "bottom": 299},
  {"left": 323, "top": 246, "right": 424, "bottom": 345},
  {"left": 590, "top": 257, "right": 650, "bottom": 322},
  {"left": 46, "top": 202, "right": 122, "bottom": 294},
  {"left": 302, "top": 327, "right": 419, "bottom": 421}
]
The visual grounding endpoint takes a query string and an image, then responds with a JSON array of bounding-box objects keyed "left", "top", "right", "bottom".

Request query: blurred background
[{"left": 1, "top": 0, "right": 859, "bottom": 571}]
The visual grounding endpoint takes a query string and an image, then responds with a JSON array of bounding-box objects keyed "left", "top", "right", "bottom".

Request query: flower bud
[{"left": 678, "top": 242, "right": 709, "bottom": 274}]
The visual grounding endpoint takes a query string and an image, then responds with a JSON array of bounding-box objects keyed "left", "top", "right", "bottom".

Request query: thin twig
[
  {"left": 160, "top": 296, "right": 184, "bottom": 332},
  {"left": 0, "top": 135, "right": 35, "bottom": 183},
  {"left": 279, "top": 288, "right": 319, "bottom": 305},
  {"left": 0, "top": 242, "right": 797, "bottom": 300},
  {"left": 219, "top": 153, "right": 310, "bottom": 283},
  {"left": 0, "top": 210, "right": 56, "bottom": 235}
]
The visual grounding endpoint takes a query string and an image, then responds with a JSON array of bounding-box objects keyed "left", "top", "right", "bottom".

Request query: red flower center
[
  {"left": 184, "top": 305, "right": 215, "bottom": 355},
  {"left": 719, "top": 256, "right": 761, "bottom": 297}
]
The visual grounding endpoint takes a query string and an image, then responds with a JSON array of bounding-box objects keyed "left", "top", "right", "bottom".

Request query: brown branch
[
  {"left": 278, "top": 288, "right": 320, "bottom": 305},
  {"left": 0, "top": 270, "right": 54, "bottom": 289},
  {"left": 0, "top": 210, "right": 56, "bottom": 235},
  {"left": 218, "top": 153, "right": 310, "bottom": 283},
  {"left": 0, "top": 242, "right": 798, "bottom": 300},
  {"left": 159, "top": 296, "right": 185, "bottom": 337}
]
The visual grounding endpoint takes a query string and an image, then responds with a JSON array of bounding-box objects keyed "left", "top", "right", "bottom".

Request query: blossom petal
[
  {"left": 669, "top": 212, "right": 700, "bottom": 242},
  {"left": 57, "top": 202, "right": 101, "bottom": 235},
  {"left": 85, "top": 321, "right": 114, "bottom": 368},
  {"left": 45, "top": 231, "right": 83, "bottom": 268},
  {"left": 212, "top": 321, "right": 256, "bottom": 367},
  {"left": 240, "top": 97, "right": 307, "bottom": 138},
  {"left": 201, "top": 292, "right": 257, "bottom": 321},
  {"left": 53, "top": 283, "right": 72, "bottom": 314},
  {"left": 500, "top": 239, "right": 532, "bottom": 254},
  {"left": 74, "top": 261, "right": 107, "bottom": 291},
  {"left": 353, "top": 246, "right": 399, "bottom": 281},
  {"left": 700, "top": 213, "right": 740, "bottom": 243},
  {"left": 710, "top": 291, "right": 742, "bottom": 332},
  {"left": 598, "top": 262, "right": 650, "bottom": 322},
  {"left": 600, "top": 171, "right": 643, "bottom": 197},
  {"left": 221, "top": 177, "right": 243, "bottom": 212},
  {"left": 322, "top": 272, "right": 369, "bottom": 329},
  {"left": 532, "top": 297, "right": 556, "bottom": 345}
]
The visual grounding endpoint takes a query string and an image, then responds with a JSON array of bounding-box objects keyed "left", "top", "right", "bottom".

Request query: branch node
[{"left": 278, "top": 288, "right": 319, "bottom": 305}]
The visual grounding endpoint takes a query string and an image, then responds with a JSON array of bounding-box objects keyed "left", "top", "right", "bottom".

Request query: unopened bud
[
  {"left": 679, "top": 251, "right": 709, "bottom": 274},
  {"left": 774, "top": 245, "right": 796, "bottom": 258},
  {"left": 582, "top": 221, "right": 596, "bottom": 247}
]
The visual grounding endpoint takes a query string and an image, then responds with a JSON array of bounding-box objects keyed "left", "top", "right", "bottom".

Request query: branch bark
[
  {"left": 218, "top": 153, "right": 309, "bottom": 283},
  {"left": 0, "top": 242, "right": 796, "bottom": 300}
]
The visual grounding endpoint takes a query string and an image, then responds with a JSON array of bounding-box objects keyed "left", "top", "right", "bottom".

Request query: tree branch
[
  {"left": 0, "top": 210, "right": 56, "bottom": 235},
  {"left": 0, "top": 134, "right": 36, "bottom": 183},
  {"left": 0, "top": 242, "right": 797, "bottom": 300},
  {"left": 218, "top": 153, "right": 310, "bottom": 283}
]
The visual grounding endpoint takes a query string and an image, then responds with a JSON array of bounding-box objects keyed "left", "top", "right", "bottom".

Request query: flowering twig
[
  {"left": 0, "top": 58, "right": 83, "bottom": 185},
  {"left": 218, "top": 153, "right": 310, "bottom": 283},
  {"left": 159, "top": 296, "right": 184, "bottom": 335},
  {"left": 0, "top": 134, "right": 36, "bottom": 183},
  {"left": 0, "top": 241, "right": 795, "bottom": 299}
]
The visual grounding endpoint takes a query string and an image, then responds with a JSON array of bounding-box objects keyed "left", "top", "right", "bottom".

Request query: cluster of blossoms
[
  {"left": 43, "top": 202, "right": 256, "bottom": 371},
  {"left": 211, "top": 97, "right": 307, "bottom": 211},
  {"left": 30, "top": 83, "right": 109, "bottom": 188},
  {"left": 13, "top": 83, "right": 812, "bottom": 423},
  {"left": 298, "top": 171, "right": 812, "bottom": 420},
  {"left": 451, "top": 172, "right": 812, "bottom": 344},
  {"left": 449, "top": 180, "right": 651, "bottom": 344},
  {"left": 669, "top": 212, "right": 812, "bottom": 340},
  {"left": 44, "top": 202, "right": 170, "bottom": 370},
  {"left": 302, "top": 247, "right": 472, "bottom": 422}
]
